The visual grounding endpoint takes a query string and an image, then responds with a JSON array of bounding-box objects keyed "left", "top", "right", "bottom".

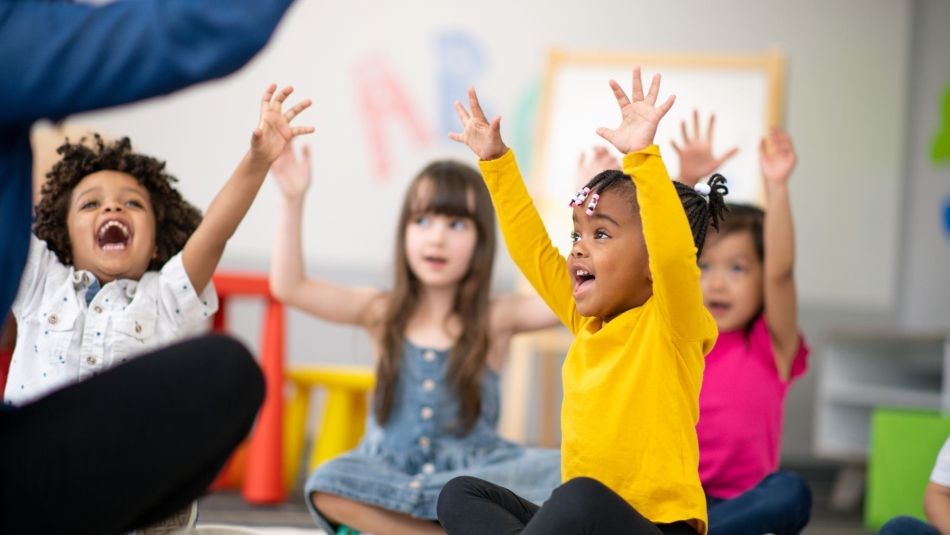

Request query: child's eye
[
  {"left": 569, "top": 231, "right": 581, "bottom": 244},
  {"left": 730, "top": 264, "right": 747, "bottom": 273},
  {"left": 125, "top": 199, "right": 144, "bottom": 209},
  {"left": 594, "top": 230, "right": 609, "bottom": 239},
  {"left": 449, "top": 219, "right": 469, "bottom": 231},
  {"left": 80, "top": 200, "right": 99, "bottom": 210},
  {"left": 414, "top": 215, "right": 431, "bottom": 227}
]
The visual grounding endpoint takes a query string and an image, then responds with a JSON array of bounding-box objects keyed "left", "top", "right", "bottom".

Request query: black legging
[
  {"left": 0, "top": 334, "right": 263, "bottom": 534},
  {"left": 438, "top": 476, "right": 698, "bottom": 535}
]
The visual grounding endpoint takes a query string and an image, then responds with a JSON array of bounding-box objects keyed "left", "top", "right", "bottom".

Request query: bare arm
[
  {"left": 182, "top": 84, "right": 313, "bottom": 295},
  {"left": 926, "top": 482, "right": 950, "bottom": 535},
  {"left": 268, "top": 143, "right": 386, "bottom": 328},
  {"left": 490, "top": 293, "right": 561, "bottom": 340},
  {"left": 760, "top": 128, "right": 800, "bottom": 380}
]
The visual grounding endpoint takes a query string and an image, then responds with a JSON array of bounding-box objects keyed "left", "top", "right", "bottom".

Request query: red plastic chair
[{"left": 209, "top": 272, "right": 285, "bottom": 504}]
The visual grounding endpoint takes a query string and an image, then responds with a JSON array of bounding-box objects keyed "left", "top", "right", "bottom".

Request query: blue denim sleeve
[{"left": 0, "top": 0, "right": 295, "bottom": 125}]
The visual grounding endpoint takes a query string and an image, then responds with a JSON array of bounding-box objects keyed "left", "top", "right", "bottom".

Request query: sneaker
[{"left": 137, "top": 501, "right": 198, "bottom": 534}]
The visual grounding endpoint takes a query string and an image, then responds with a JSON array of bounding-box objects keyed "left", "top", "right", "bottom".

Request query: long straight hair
[{"left": 374, "top": 160, "right": 496, "bottom": 433}]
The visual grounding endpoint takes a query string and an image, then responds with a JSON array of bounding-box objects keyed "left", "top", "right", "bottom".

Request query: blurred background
[{"left": 26, "top": 0, "right": 950, "bottom": 532}]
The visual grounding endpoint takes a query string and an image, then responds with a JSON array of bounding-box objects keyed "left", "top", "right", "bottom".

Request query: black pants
[
  {"left": 437, "top": 476, "right": 698, "bottom": 535},
  {"left": 0, "top": 334, "right": 264, "bottom": 534}
]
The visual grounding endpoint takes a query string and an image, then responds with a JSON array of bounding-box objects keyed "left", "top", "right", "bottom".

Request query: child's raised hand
[
  {"left": 251, "top": 84, "right": 315, "bottom": 163},
  {"left": 672, "top": 110, "right": 739, "bottom": 186},
  {"left": 577, "top": 146, "right": 621, "bottom": 186},
  {"left": 448, "top": 87, "right": 508, "bottom": 161},
  {"left": 759, "top": 127, "right": 797, "bottom": 185},
  {"left": 272, "top": 143, "right": 312, "bottom": 200},
  {"left": 596, "top": 66, "right": 676, "bottom": 154}
]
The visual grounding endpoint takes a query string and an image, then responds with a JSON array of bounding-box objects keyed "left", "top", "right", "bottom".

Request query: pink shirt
[{"left": 697, "top": 315, "right": 809, "bottom": 499}]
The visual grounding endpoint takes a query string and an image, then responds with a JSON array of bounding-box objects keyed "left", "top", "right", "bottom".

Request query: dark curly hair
[
  {"left": 581, "top": 170, "right": 729, "bottom": 257},
  {"left": 33, "top": 134, "right": 202, "bottom": 270}
]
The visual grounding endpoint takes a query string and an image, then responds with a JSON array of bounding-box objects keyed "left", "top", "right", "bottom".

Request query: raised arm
[
  {"left": 0, "top": 0, "right": 294, "bottom": 125},
  {"left": 671, "top": 110, "right": 739, "bottom": 187},
  {"left": 182, "top": 84, "right": 313, "bottom": 295},
  {"left": 596, "top": 68, "right": 714, "bottom": 341},
  {"left": 450, "top": 88, "right": 580, "bottom": 331},
  {"left": 760, "top": 128, "right": 800, "bottom": 379},
  {"left": 268, "top": 143, "right": 386, "bottom": 328}
]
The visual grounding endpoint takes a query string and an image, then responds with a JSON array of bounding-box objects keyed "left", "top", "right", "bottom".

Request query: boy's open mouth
[
  {"left": 573, "top": 268, "right": 596, "bottom": 296},
  {"left": 97, "top": 219, "right": 132, "bottom": 251}
]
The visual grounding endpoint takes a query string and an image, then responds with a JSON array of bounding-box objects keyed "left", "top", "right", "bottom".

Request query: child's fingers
[
  {"left": 631, "top": 66, "right": 644, "bottom": 102},
  {"left": 468, "top": 88, "right": 487, "bottom": 121},
  {"left": 595, "top": 127, "right": 615, "bottom": 145},
  {"left": 490, "top": 116, "right": 502, "bottom": 135},
  {"left": 608, "top": 80, "right": 631, "bottom": 109},
  {"left": 447, "top": 131, "right": 465, "bottom": 143},
  {"left": 680, "top": 120, "right": 690, "bottom": 144},
  {"left": 453, "top": 101, "right": 470, "bottom": 124},
  {"left": 274, "top": 86, "right": 294, "bottom": 106},
  {"left": 706, "top": 113, "right": 717, "bottom": 143},
  {"left": 657, "top": 94, "right": 676, "bottom": 118},
  {"left": 261, "top": 84, "right": 278, "bottom": 107},
  {"left": 291, "top": 126, "right": 315, "bottom": 136},
  {"left": 301, "top": 144, "right": 311, "bottom": 165},
  {"left": 716, "top": 146, "right": 740, "bottom": 166},
  {"left": 284, "top": 99, "right": 312, "bottom": 122},
  {"left": 692, "top": 109, "right": 701, "bottom": 139},
  {"left": 671, "top": 139, "right": 682, "bottom": 156},
  {"left": 645, "top": 73, "right": 661, "bottom": 105}
]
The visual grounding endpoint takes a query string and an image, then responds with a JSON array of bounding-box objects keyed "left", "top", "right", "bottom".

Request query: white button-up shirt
[{"left": 4, "top": 235, "right": 218, "bottom": 405}]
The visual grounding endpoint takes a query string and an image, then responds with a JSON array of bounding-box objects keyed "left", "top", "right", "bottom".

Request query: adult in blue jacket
[{"left": 0, "top": 1, "right": 294, "bottom": 532}]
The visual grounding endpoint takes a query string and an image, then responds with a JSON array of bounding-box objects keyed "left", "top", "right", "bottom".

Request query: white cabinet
[{"left": 814, "top": 329, "right": 950, "bottom": 461}]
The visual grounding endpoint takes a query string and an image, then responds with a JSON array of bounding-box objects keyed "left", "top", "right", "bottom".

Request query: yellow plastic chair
[{"left": 283, "top": 366, "right": 375, "bottom": 490}]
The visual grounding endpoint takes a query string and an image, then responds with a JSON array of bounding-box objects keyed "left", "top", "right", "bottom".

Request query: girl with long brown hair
[{"left": 269, "top": 144, "right": 561, "bottom": 535}]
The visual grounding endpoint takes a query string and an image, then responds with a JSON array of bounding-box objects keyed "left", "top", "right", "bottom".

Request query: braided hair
[
  {"left": 581, "top": 170, "right": 728, "bottom": 257},
  {"left": 34, "top": 134, "right": 202, "bottom": 269}
]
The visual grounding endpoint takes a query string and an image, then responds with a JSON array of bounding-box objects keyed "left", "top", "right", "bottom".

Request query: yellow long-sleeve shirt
[{"left": 479, "top": 145, "right": 717, "bottom": 533}]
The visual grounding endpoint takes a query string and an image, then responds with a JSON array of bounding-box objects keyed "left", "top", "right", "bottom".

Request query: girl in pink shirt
[{"left": 674, "top": 114, "right": 811, "bottom": 535}]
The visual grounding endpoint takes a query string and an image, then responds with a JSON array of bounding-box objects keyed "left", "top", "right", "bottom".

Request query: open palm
[
  {"left": 596, "top": 67, "right": 676, "bottom": 154},
  {"left": 251, "top": 84, "right": 314, "bottom": 163},
  {"left": 672, "top": 110, "right": 739, "bottom": 186},
  {"left": 448, "top": 87, "right": 508, "bottom": 161},
  {"left": 272, "top": 143, "right": 312, "bottom": 199},
  {"left": 760, "top": 127, "right": 797, "bottom": 185}
]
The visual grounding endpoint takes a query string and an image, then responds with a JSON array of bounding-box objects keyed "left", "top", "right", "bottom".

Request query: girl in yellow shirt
[{"left": 436, "top": 68, "right": 727, "bottom": 535}]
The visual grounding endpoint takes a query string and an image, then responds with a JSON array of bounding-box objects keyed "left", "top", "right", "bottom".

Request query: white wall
[
  {"left": 66, "top": 0, "right": 911, "bottom": 311},
  {"left": 899, "top": 0, "right": 950, "bottom": 330},
  {"left": 55, "top": 0, "right": 930, "bottom": 459}
]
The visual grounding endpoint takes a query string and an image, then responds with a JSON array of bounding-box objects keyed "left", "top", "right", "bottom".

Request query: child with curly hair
[{"left": 4, "top": 83, "right": 313, "bottom": 406}]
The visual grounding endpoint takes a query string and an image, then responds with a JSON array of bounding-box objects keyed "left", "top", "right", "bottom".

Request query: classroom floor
[{"left": 197, "top": 464, "right": 877, "bottom": 534}]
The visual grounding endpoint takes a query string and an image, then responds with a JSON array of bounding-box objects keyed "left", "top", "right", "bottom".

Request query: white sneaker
[{"left": 137, "top": 501, "right": 199, "bottom": 534}]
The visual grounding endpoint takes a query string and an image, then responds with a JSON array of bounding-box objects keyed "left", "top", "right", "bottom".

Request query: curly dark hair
[
  {"left": 33, "top": 134, "right": 202, "bottom": 270},
  {"left": 582, "top": 170, "right": 729, "bottom": 257}
]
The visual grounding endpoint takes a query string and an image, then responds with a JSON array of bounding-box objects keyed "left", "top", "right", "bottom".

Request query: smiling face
[
  {"left": 699, "top": 229, "right": 765, "bottom": 332},
  {"left": 567, "top": 189, "right": 652, "bottom": 320},
  {"left": 66, "top": 170, "right": 157, "bottom": 283}
]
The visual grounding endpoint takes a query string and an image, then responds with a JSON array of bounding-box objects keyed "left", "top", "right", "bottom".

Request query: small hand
[
  {"left": 272, "top": 142, "right": 312, "bottom": 200},
  {"left": 577, "top": 146, "right": 621, "bottom": 186},
  {"left": 448, "top": 87, "right": 508, "bottom": 161},
  {"left": 671, "top": 110, "right": 739, "bottom": 186},
  {"left": 596, "top": 66, "right": 676, "bottom": 154},
  {"left": 251, "top": 84, "right": 315, "bottom": 163},
  {"left": 760, "top": 127, "right": 797, "bottom": 186}
]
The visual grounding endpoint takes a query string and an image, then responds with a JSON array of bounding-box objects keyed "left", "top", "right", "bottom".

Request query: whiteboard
[{"left": 532, "top": 50, "right": 784, "bottom": 255}]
